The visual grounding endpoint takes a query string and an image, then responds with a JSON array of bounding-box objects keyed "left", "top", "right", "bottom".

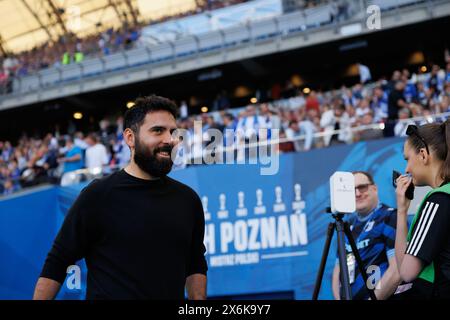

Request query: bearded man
[{"left": 33, "top": 95, "right": 207, "bottom": 300}]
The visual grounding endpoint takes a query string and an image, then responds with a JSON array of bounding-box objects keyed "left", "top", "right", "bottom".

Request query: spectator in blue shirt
[
  {"left": 445, "top": 62, "right": 450, "bottom": 83},
  {"left": 59, "top": 137, "right": 84, "bottom": 174},
  {"left": 2, "top": 179, "right": 18, "bottom": 196},
  {"left": 371, "top": 86, "right": 388, "bottom": 122},
  {"left": 402, "top": 71, "right": 417, "bottom": 103},
  {"left": 221, "top": 113, "right": 237, "bottom": 148}
]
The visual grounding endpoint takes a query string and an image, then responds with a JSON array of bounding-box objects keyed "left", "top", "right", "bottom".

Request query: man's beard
[{"left": 134, "top": 137, "right": 173, "bottom": 178}]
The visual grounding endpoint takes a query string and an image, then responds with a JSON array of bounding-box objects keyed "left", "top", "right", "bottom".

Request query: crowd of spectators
[
  {"left": 0, "top": 121, "right": 131, "bottom": 196},
  {"left": 1, "top": 58, "right": 449, "bottom": 196},
  {"left": 0, "top": 0, "right": 257, "bottom": 95},
  {"left": 178, "top": 62, "right": 449, "bottom": 157},
  {"left": 0, "top": 0, "right": 337, "bottom": 95},
  {"left": 0, "top": 25, "right": 142, "bottom": 94}
]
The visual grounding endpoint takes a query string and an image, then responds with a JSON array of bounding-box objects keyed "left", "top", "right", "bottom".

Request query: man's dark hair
[
  {"left": 65, "top": 136, "right": 74, "bottom": 144},
  {"left": 223, "top": 113, "right": 234, "bottom": 121},
  {"left": 335, "top": 103, "right": 346, "bottom": 112},
  {"left": 288, "top": 120, "right": 298, "bottom": 127},
  {"left": 352, "top": 171, "right": 375, "bottom": 185},
  {"left": 87, "top": 133, "right": 98, "bottom": 143},
  {"left": 124, "top": 95, "right": 178, "bottom": 133}
]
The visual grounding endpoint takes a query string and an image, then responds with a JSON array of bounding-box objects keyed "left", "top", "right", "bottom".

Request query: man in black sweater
[
  {"left": 33, "top": 95, "right": 208, "bottom": 300},
  {"left": 385, "top": 80, "right": 408, "bottom": 137}
]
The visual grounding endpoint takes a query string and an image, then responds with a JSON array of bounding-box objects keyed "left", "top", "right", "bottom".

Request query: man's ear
[{"left": 123, "top": 128, "right": 135, "bottom": 149}]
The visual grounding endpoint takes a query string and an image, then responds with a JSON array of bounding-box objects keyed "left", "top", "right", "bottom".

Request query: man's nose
[{"left": 161, "top": 131, "right": 174, "bottom": 144}]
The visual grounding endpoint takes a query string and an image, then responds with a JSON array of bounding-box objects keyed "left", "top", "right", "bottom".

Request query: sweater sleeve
[
  {"left": 39, "top": 180, "right": 101, "bottom": 283},
  {"left": 186, "top": 193, "right": 208, "bottom": 277}
]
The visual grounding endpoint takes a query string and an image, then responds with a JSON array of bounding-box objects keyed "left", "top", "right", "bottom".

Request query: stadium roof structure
[{"left": 0, "top": 0, "right": 198, "bottom": 54}]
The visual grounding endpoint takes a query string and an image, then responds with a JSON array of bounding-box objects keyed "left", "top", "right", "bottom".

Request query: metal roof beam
[
  {"left": 124, "top": 0, "right": 140, "bottom": 26},
  {"left": 45, "top": 0, "right": 68, "bottom": 35},
  {"left": 108, "top": 0, "right": 128, "bottom": 26},
  {"left": 3, "top": 3, "right": 114, "bottom": 42},
  {"left": 20, "top": 0, "right": 53, "bottom": 41},
  {"left": 0, "top": 34, "right": 7, "bottom": 55}
]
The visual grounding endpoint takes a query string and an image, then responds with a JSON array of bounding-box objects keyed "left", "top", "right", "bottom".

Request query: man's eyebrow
[
  {"left": 148, "top": 125, "right": 178, "bottom": 131},
  {"left": 149, "top": 125, "right": 166, "bottom": 130}
]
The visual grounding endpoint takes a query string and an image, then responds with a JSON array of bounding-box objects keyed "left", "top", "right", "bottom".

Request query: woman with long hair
[{"left": 395, "top": 119, "right": 450, "bottom": 299}]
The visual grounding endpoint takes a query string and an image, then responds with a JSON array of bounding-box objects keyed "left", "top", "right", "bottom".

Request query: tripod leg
[
  {"left": 343, "top": 222, "right": 377, "bottom": 300},
  {"left": 312, "top": 223, "right": 335, "bottom": 300},
  {"left": 335, "top": 220, "right": 352, "bottom": 300}
]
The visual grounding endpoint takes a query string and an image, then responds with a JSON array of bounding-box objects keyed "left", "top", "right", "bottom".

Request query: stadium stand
[{"left": 1, "top": 62, "right": 449, "bottom": 196}]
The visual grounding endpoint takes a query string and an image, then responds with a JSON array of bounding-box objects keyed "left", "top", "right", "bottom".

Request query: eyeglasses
[
  {"left": 355, "top": 183, "right": 373, "bottom": 193},
  {"left": 406, "top": 125, "right": 430, "bottom": 154}
]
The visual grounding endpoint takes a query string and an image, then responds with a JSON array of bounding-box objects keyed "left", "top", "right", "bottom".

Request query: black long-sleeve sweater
[{"left": 40, "top": 169, "right": 207, "bottom": 299}]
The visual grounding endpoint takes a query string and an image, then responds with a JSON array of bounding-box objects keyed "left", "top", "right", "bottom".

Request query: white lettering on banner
[
  {"left": 290, "top": 213, "right": 308, "bottom": 245},
  {"left": 204, "top": 224, "right": 216, "bottom": 254},
  {"left": 235, "top": 220, "right": 248, "bottom": 252},
  {"left": 220, "top": 222, "right": 234, "bottom": 253},
  {"left": 247, "top": 219, "right": 261, "bottom": 250},
  {"left": 276, "top": 215, "right": 291, "bottom": 247},
  {"left": 207, "top": 213, "right": 308, "bottom": 267},
  {"left": 260, "top": 217, "right": 276, "bottom": 249},
  {"left": 210, "top": 252, "right": 260, "bottom": 267},
  {"left": 204, "top": 183, "right": 309, "bottom": 267}
]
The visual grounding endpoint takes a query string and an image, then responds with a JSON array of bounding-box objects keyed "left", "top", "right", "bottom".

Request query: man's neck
[
  {"left": 124, "top": 161, "right": 158, "bottom": 181},
  {"left": 357, "top": 203, "right": 378, "bottom": 219}
]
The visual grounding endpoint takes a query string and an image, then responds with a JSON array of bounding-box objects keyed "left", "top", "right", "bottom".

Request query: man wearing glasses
[{"left": 332, "top": 171, "right": 402, "bottom": 300}]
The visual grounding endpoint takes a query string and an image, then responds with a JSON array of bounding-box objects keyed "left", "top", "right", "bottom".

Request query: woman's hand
[{"left": 396, "top": 175, "right": 412, "bottom": 215}]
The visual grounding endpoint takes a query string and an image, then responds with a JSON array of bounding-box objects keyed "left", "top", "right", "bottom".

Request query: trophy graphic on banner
[
  {"left": 273, "top": 186, "right": 286, "bottom": 213},
  {"left": 254, "top": 188, "right": 266, "bottom": 215},
  {"left": 202, "top": 196, "right": 211, "bottom": 221},
  {"left": 236, "top": 191, "right": 248, "bottom": 217},
  {"left": 217, "top": 193, "right": 229, "bottom": 219},
  {"left": 292, "top": 183, "right": 305, "bottom": 214}
]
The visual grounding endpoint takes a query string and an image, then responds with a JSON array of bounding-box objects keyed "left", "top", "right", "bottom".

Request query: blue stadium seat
[
  {"left": 198, "top": 31, "right": 224, "bottom": 53},
  {"left": 81, "top": 57, "right": 104, "bottom": 78},
  {"left": 39, "top": 68, "right": 60, "bottom": 88},
  {"left": 61, "top": 64, "right": 82, "bottom": 82},
  {"left": 224, "top": 25, "right": 251, "bottom": 47},
  {"left": 126, "top": 47, "right": 152, "bottom": 68},
  {"left": 174, "top": 36, "right": 198, "bottom": 58},
  {"left": 104, "top": 52, "right": 128, "bottom": 73},
  {"left": 251, "top": 18, "right": 280, "bottom": 42},
  {"left": 277, "top": 11, "right": 307, "bottom": 36},
  {"left": 149, "top": 42, "right": 174, "bottom": 64}
]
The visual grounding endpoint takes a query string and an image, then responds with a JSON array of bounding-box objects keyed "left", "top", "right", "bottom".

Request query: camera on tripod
[
  {"left": 329, "top": 171, "right": 356, "bottom": 214},
  {"left": 313, "top": 171, "right": 377, "bottom": 300}
]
